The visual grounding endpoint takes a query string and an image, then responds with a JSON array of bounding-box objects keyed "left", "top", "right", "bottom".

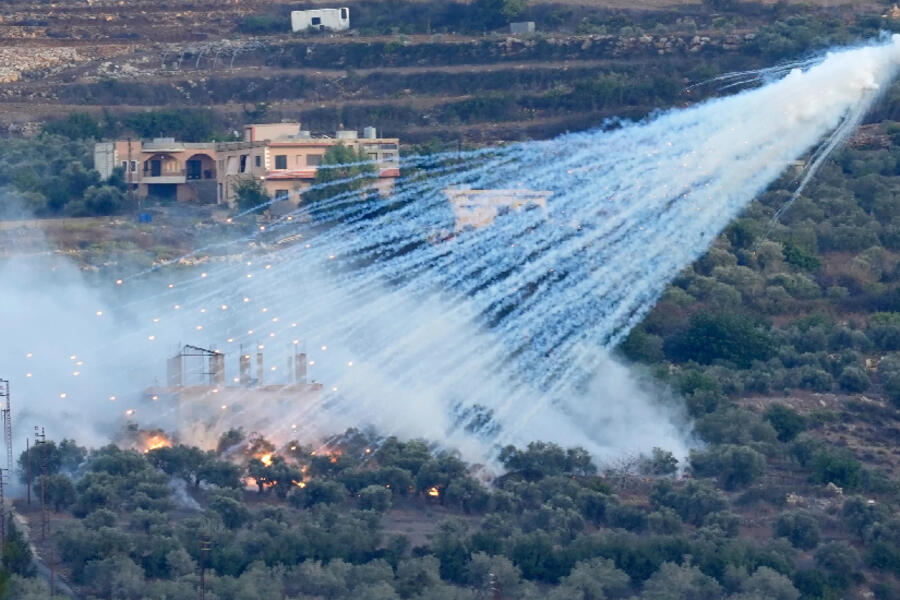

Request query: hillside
[
  {"left": 1, "top": 1, "right": 900, "bottom": 600},
  {"left": 2, "top": 0, "right": 898, "bottom": 142}
]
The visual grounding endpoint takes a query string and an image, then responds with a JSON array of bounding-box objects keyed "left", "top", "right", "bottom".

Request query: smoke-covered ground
[{"left": 5, "top": 36, "right": 900, "bottom": 467}]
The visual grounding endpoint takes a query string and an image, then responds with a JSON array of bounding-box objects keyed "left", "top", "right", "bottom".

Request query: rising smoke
[{"left": 4, "top": 36, "right": 900, "bottom": 467}]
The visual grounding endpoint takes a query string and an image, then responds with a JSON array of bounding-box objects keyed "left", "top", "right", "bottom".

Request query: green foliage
[
  {"left": 303, "top": 144, "right": 377, "bottom": 214},
  {"left": 122, "top": 109, "right": 220, "bottom": 142},
  {"left": 815, "top": 541, "right": 862, "bottom": 590},
  {"left": 795, "top": 441, "right": 864, "bottom": 490},
  {"left": 237, "top": 14, "right": 283, "bottom": 34},
  {"left": 42, "top": 111, "right": 104, "bottom": 140},
  {"left": 665, "top": 312, "right": 776, "bottom": 367},
  {"left": 209, "top": 495, "right": 250, "bottom": 529},
  {"left": 499, "top": 442, "right": 596, "bottom": 481},
  {"left": 773, "top": 510, "right": 821, "bottom": 550},
  {"left": 764, "top": 404, "right": 807, "bottom": 442},
  {"left": 290, "top": 479, "right": 348, "bottom": 508},
  {"left": 690, "top": 444, "right": 766, "bottom": 490},
  {"left": 782, "top": 241, "right": 821, "bottom": 271},
  {"left": 650, "top": 480, "right": 728, "bottom": 526},
  {"left": 1, "top": 519, "right": 34, "bottom": 578},
  {"left": 639, "top": 447, "right": 679, "bottom": 476},
  {"left": 358, "top": 485, "right": 393, "bottom": 512},
  {"left": 233, "top": 176, "right": 270, "bottom": 214},
  {"left": 838, "top": 365, "right": 870, "bottom": 392},
  {"left": 37, "top": 473, "right": 77, "bottom": 511}
]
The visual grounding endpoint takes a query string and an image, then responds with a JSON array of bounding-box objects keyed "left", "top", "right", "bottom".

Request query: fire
[
  {"left": 293, "top": 480, "right": 306, "bottom": 488},
  {"left": 427, "top": 486, "right": 440, "bottom": 498},
  {"left": 259, "top": 453, "right": 273, "bottom": 466},
  {"left": 144, "top": 435, "right": 171, "bottom": 453}
]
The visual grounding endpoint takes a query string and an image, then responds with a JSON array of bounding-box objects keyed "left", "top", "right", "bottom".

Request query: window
[
  {"left": 340, "top": 8, "right": 348, "bottom": 19},
  {"left": 383, "top": 152, "right": 396, "bottom": 162},
  {"left": 367, "top": 153, "right": 378, "bottom": 161},
  {"left": 255, "top": 155, "right": 261, "bottom": 168},
  {"left": 311, "top": 16, "right": 321, "bottom": 25},
  {"left": 240, "top": 155, "right": 248, "bottom": 173},
  {"left": 275, "top": 155, "right": 288, "bottom": 169},
  {"left": 130, "top": 160, "right": 137, "bottom": 172},
  {"left": 218, "top": 183, "right": 223, "bottom": 202},
  {"left": 380, "top": 143, "right": 398, "bottom": 150},
  {"left": 275, "top": 189, "right": 290, "bottom": 201},
  {"left": 121, "top": 161, "right": 128, "bottom": 171},
  {"left": 306, "top": 154, "right": 323, "bottom": 166}
]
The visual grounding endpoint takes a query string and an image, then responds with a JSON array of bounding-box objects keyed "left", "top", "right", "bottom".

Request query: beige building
[
  {"left": 94, "top": 122, "right": 400, "bottom": 209},
  {"left": 445, "top": 188, "right": 552, "bottom": 231},
  {"left": 94, "top": 138, "right": 218, "bottom": 203},
  {"left": 216, "top": 123, "right": 400, "bottom": 209}
]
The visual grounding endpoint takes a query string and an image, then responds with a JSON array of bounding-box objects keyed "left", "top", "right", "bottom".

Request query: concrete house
[
  {"left": 215, "top": 122, "right": 400, "bottom": 209},
  {"left": 93, "top": 138, "right": 218, "bottom": 203},
  {"left": 291, "top": 8, "right": 349, "bottom": 32},
  {"left": 94, "top": 122, "right": 400, "bottom": 209}
]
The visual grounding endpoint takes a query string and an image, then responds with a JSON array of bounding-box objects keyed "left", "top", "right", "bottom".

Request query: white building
[{"left": 291, "top": 8, "right": 350, "bottom": 32}]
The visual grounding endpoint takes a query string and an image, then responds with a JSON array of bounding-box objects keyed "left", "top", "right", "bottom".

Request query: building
[
  {"left": 144, "top": 344, "right": 323, "bottom": 448},
  {"left": 291, "top": 8, "right": 350, "bottom": 32},
  {"left": 94, "top": 138, "right": 218, "bottom": 203},
  {"left": 93, "top": 122, "right": 400, "bottom": 209},
  {"left": 509, "top": 21, "right": 536, "bottom": 34},
  {"left": 215, "top": 123, "right": 400, "bottom": 209},
  {"left": 445, "top": 188, "right": 552, "bottom": 231}
]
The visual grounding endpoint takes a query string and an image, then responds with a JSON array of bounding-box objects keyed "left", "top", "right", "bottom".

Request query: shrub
[
  {"left": 773, "top": 510, "right": 821, "bottom": 550},
  {"left": 690, "top": 444, "right": 766, "bottom": 490},
  {"left": 838, "top": 365, "right": 870, "bottom": 392},
  {"left": 665, "top": 313, "right": 776, "bottom": 367},
  {"left": 764, "top": 404, "right": 807, "bottom": 442},
  {"left": 358, "top": 485, "right": 392, "bottom": 512}
]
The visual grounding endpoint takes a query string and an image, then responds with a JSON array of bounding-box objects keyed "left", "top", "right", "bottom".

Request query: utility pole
[
  {"left": 0, "top": 378, "right": 12, "bottom": 474},
  {"left": 34, "top": 426, "right": 48, "bottom": 542},
  {"left": 25, "top": 437, "right": 30, "bottom": 507},
  {"left": 488, "top": 571, "right": 500, "bottom": 600},
  {"left": 0, "top": 378, "right": 9, "bottom": 544},
  {"left": 0, "top": 467, "right": 7, "bottom": 543},
  {"left": 199, "top": 536, "right": 211, "bottom": 600},
  {"left": 49, "top": 544, "right": 56, "bottom": 596}
]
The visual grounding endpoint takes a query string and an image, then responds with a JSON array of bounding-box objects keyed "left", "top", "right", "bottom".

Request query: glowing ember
[
  {"left": 427, "top": 486, "right": 440, "bottom": 498},
  {"left": 259, "top": 453, "right": 273, "bottom": 467}
]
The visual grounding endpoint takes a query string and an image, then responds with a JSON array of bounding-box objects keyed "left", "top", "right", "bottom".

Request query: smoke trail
[{"left": 5, "top": 36, "right": 900, "bottom": 466}]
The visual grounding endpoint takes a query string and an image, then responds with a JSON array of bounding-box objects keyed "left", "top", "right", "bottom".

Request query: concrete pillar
[
  {"left": 294, "top": 353, "right": 307, "bottom": 384},
  {"left": 256, "top": 352, "right": 264, "bottom": 387},
  {"left": 239, "top": 353, "right": 251, "bottom": 386},
  {"left": 166, "top": 355, "right": 183, "bottom": 387},
  {"left": 209, "top": 353, "right": 225, "bottom": 386}
]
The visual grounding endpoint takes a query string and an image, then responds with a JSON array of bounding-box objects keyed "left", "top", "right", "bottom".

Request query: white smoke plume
[{"left": 4, "top": 36, "right": 900, "bottom": 468}]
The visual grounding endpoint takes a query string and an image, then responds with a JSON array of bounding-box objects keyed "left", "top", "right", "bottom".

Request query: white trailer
[{"left": 291, "top": 8, "right": 350, "bottom": 32}]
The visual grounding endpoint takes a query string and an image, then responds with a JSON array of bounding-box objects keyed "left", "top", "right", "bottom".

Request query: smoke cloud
[{"left": 4, "top": 36, "right": 900, "bottom": 467}]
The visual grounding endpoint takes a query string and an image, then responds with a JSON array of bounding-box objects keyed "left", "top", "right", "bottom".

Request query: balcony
[{"left": 142, "top": 168, "right": 186, "bottom": 184}]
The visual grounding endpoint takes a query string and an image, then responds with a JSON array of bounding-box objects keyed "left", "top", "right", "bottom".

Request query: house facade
[
  {"left": 215, "top": 123, "right": 400, "bottom": 209},
  {"left": 93, "top": 122, "right": 400, "bottom": 209},
  {"left": 93, "top": 138, "right": 218, "bottom": 203}
]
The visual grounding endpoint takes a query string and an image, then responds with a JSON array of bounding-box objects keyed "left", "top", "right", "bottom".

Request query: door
[
  {"left": 186, "top": 159, "right": 202, "bottom": 180},
  {"left": 150, "top": 159, "right": 162, "bottom": 177}
]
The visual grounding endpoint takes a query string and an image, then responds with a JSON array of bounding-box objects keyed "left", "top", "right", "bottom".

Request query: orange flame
[
  {"left": 259, "top": 453, "right": 273, "bottom": 466},
  {"left": 427, "top": 486, "right": 440, "bottom": 498},
  {"left": 144, "top": 435, "right": 172, "bottom": 453}
]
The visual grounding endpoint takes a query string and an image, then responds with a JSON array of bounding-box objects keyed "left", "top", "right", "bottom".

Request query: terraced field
[{"left": 0, "top": 0, "right": 881, "bottom": 142}]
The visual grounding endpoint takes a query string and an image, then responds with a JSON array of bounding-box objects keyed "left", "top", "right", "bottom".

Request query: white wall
[
  {"left": 291, "top": 8, "right": 349, "bottom": 32},
  {"left": 93, "top": 142, "right": 116, "bottom": 180}
]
